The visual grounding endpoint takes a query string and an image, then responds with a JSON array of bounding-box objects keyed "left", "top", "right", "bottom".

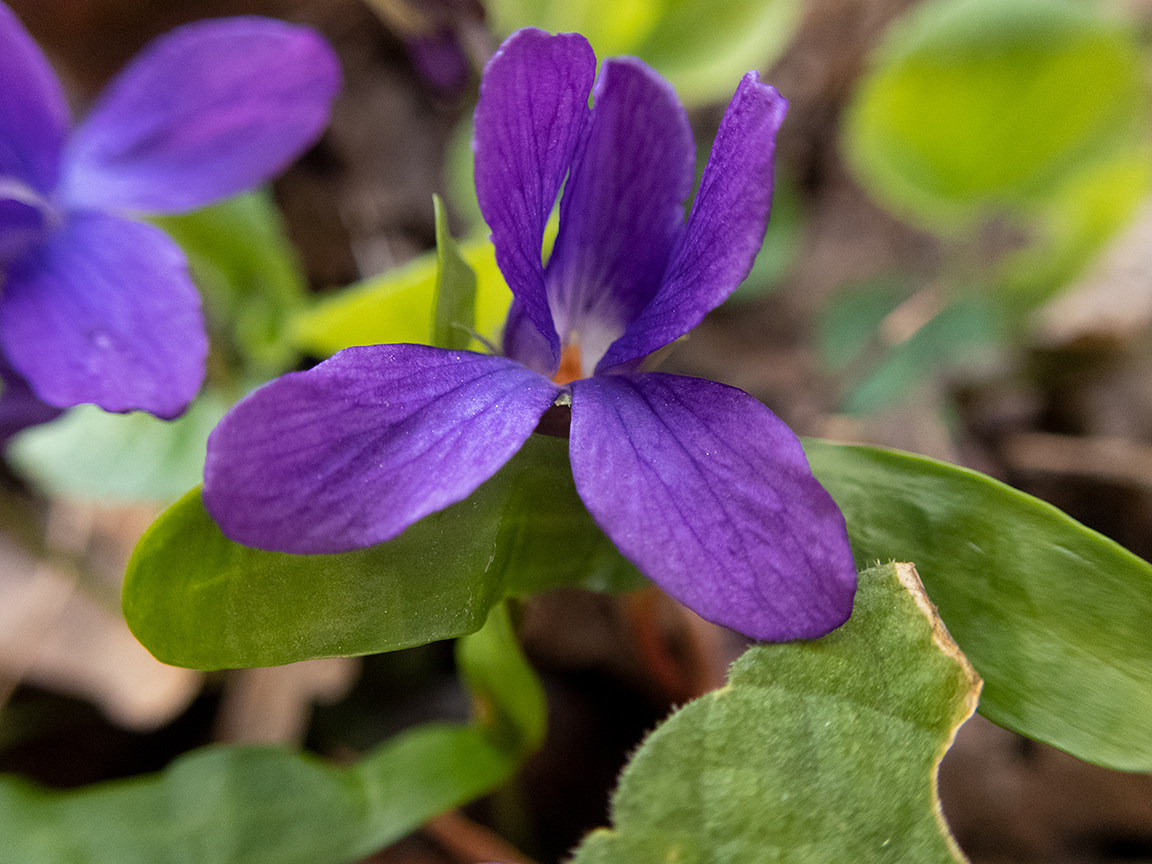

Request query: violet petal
[
  {"left": 598, "top": 73, "right": 787, "bottom": 372},
  {"left": 546, "top": 57, "right": 693, "bottom": 359},
  {"left": 203, "top": 345, "right": 560, "bottom": 553},
  {"left": 0, "top": 197, "right": 46, "bottom": 264},
  {"left": 61, "top": 17, "right": 340, "bottom": 214},
  {"left": 569, "top": 372, "right": 856, "bottom": 640},
  {"left": 0, "top": 2, "right": 68, "bottom": 194},
  {"left": 502, "top": 297, "right": 557, "bottom": 379},
  {"left": 0, "top": 210, "right": 206, "bottom": 417},
  {"left": 473, "top": 28, "right": 595, "bottom": 372},
  {"left": 0, "top": 358, "right": 64, "bottom": 444}
]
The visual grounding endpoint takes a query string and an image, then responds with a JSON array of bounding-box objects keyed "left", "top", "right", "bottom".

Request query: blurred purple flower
[
  {"left": 0, "top": 4, "right": 340, "bottom": 419},
  {"left": 204, "top": 28, "right": 856, "bottom": 640}
]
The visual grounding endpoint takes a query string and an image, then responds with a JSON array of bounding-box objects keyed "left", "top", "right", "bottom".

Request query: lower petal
[
  {"left": 0, "top": 210, "right": 206, "bottom": 418},
  {"left": 569, "top": 373, "right": 856, "bottom": 641},
  {"left": 0, "top": 358, "right": 64, "bottom": 443},
  {"left": 203, "top": 345, "right": 560, "bottom": 553}
]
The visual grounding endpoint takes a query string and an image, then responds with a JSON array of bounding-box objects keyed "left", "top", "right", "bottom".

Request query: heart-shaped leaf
[{"left": 571, "top": 562, "right": 978, "bottom": 863}]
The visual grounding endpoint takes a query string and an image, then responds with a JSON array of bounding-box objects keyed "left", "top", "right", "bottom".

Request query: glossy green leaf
[
  {"left": 843, "top": 0, "right": 1146, "bottom": 229},
  {"left": 290, "top": 240, "right": 510, "bottom": 359},
  {"left": 805, "top": 439, "right": 1152, "bottom": 770},
  {"left": 432, "top": 195, "right": 478, "bottom": 351},
  {"left": 153, "top": 191, "right": 308, "bottom": 377},
  {"left": 487, "top": 0, "right": 801, "bottom": 106},
  {"left": 9, "top": 393, "right": 228, "bottom": 503},
  {"left": 571, "top": 562, "right": 978, "bottom": 863},
  {"left": 124, "top": 435, "right": 644, "bottom": 669},
  {"left": 457, "top": 602, "right": 547, "bottom": 757}
]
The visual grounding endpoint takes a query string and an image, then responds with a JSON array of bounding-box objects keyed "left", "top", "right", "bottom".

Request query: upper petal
[
  {"left": 597, "top": 73, "right": 787, "bottom": 372},
  {"left": 544, "top": 56, "right": 694, "bottom": 365},
  {"left": 0, "top": 210, "right": 206, "bottom": 418},
  {"left": 0, "top": 3, "right": 68, "bottom": 193},
  {"left": 60, "top": 17, "right": 340, "bottom": 214},
  {"left": 474, "top": 28, "right": 596, "bottom": 373},
  {"left": 569, "top": 373, "right": 856, "bottom": 641},
  {"left": 203, "top": 345, "right": 560, "bottom": 553}
]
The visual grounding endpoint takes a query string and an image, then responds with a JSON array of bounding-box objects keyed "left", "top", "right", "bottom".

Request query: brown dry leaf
[
  {"left": 0, "top": 529, "right": 200, "bottom": 731},
  {"left": 215, "top": 657, "right": 360, "bottom": 745}
]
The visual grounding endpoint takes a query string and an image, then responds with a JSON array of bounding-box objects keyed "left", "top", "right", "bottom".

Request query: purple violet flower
[
  {"left": 203, "top": 28, "right": 857, "bottom": 640},
  {"left": 0, "top": 4, "right": 340, "bottom": 419}
]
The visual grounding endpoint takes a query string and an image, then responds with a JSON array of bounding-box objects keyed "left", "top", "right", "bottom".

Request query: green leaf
[
  {"left": 124, "top": 435, "right": 644, "bottom": 669},
  {"left": 805, "top": 439, "right": 1152, "bottom": 770},
  {"left": 843, "top": 0, "right": 1146, "bottom": 229},
  {"left": 816, "top": 278, "right": 909, "bottom": 373},
  {"left": 997, "top": 142, "right": 1152, "bottom": 309},
  {"left": 0, "top": 602, "right": 547, "bottom": 862},
  {"left": 487, "top": 0, "right": 801, "bottom": 106},
  {"left": 432, "top": 195, "right": 478, "bottom": 351},
  {"left": 628, "top": 0, "right": 802, "bottom": 107},
  {"left": 8, "top": 393, "right": 228, "bottom": 502},
  {"left": 152, "top": 191, "right": 308, "bottom": 377},
  {"left": 289, "top": 240, "right": 511, "bottom": 358},
  {"left": 571, "top": 562, "right": 978, "bottom": 863},
  {"left": 457, "top": 602, "right": 548, "bottom": 757},
  {"left": 856, "top": 297, "right": 1002, "bottom": 416},
  {"left": 0, "top": 725, "right": 513, "bottom": 864},
  {"left": 817, "top": 282, "right": 1004, "bottom": 416}
]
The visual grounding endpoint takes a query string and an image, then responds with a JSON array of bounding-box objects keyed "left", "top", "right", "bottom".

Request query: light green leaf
[
  {"left": 571, "top": 562, "right": 978, "bottom": 863},
  {"left": 487, "top": 0, "right": 801, "bottom": 106},
  {"left": 289, "top": 240, "right": 511, "bottom": 357},
  {"left": 628, "top": 0, "right": 802, "bottom": 107},
  {"left": 9, "top": 393, "right": 228, "bottom": 503},
  {"left": 153, "top": 191, "right": 308, "bottom": 376},
  {"left": 432, "top": 195, "right": 478, "bottom": 351},
  {"left": 805, "top": 439, "right": 1152, "bottom": 770},
  {"left": 843, "top": 0, "right": 1146, "bottom": 229},
  {"left": 123, "top": 435, "right": 643, "bottom": 669},
  {"left": 998, "top": 142, "right": 1152, "bottom": 309}
]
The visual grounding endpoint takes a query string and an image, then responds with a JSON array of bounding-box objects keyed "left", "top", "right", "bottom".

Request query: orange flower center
[{"left": 553, "top": 343, "right": 584, "bottom": 385}]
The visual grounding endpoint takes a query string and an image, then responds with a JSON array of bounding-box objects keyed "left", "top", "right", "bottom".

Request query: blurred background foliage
[{"left": 3, "top": 0, "right": 1152, "bottom": 861}]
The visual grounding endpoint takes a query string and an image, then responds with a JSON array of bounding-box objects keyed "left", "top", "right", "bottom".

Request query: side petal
[
  {"left": 60, "top": 17, "right": 340, "bottom": 214},
  {"left": 545, "top": 57, "right": 694, "bottom": 359},
  {"left": 473, "top": 28, "right": 596, "bottom": 372},
  {"left": 597, "top": 74, "right": 787, "bottom": 372},
  {"left": 569, "top": 373, "right": 856, "bottom": 641},
  {"left": 502, "top": 297, "right": 556, "bottom": 378},
  {"left": 203, "top": 345, "right": 560, "bottom": 553},
  {"left": 0, "top": 211, "right": 206, "bottom": 418},
  {"left": 0, "top": 3, "right": 68, "bottom": 194}
]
